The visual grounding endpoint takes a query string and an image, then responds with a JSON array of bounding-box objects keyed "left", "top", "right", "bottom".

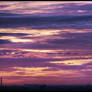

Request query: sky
[{"left": 0, "top": 1, "right": 92, "bottom": 86}]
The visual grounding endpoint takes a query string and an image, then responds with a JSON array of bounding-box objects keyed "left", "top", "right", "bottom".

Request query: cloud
[
  {"left": 0, "top": 1, "right": 92, "bottom": 85},
  {"left": 0, "top": 33, "right": 30, "bottom": 36},
  {"left": 45, "top": 32, "right": 92, "bottom": 50},
  {"left": 0, "top": 15, "right": 92, "bottom": 29},
  {"left": 0, "top": 28, "right": 92, "bottom": 50},
  {"left": 0, "top": 5, "right": 9, "bottom": 8},
  {"left": 0, "top": 12, "right": 22, "bottom": 17},
  {"left": 0, "top": 39, "right": 11, "bottom": 44},
  {"left": 0, "top": 56, "right": 62, "bottom": 70},
  {"left": 0, "top": 1, "right": 92, "bottom": 16}
]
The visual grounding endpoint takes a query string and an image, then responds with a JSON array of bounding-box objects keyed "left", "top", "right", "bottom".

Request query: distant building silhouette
[{"left": 39, "top": 84, "right": 47, "bottom": 90}]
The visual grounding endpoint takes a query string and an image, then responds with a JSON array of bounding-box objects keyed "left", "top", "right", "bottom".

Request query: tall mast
[{"left": 0, "top": 77, "right": 2, "bottom": 86}]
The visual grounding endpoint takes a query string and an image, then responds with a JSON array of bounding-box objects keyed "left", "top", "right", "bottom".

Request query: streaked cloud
[
  {"left": 0, "top": 1, "right": 92, "bottom": 16},
  {"left": 0, "top": 1, "right": 92, "bottom": 86}
]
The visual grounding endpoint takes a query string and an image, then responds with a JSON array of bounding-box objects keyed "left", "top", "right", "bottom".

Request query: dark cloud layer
[
  {"left": 0, "top": 39, "right": 11, "bottom": 44},
  {"left": 0, "top": 33, "right": 30, "bottom": 37},
  {"left": 0, "top": 15, "right": 92, "bottom": 29}
]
